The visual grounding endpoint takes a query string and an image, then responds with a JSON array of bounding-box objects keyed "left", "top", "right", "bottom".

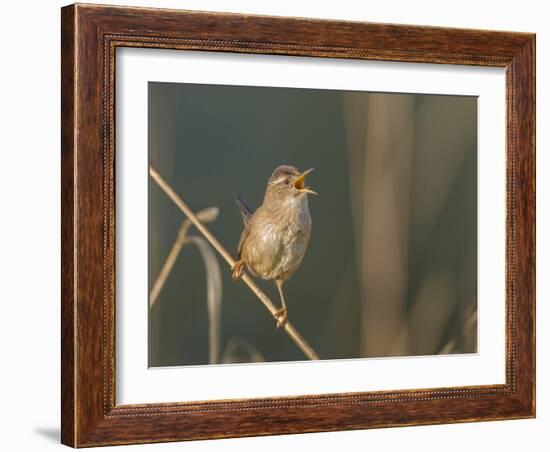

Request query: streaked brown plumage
[{"left": 232, "top": 165, "right": 317, "bottom": 328}]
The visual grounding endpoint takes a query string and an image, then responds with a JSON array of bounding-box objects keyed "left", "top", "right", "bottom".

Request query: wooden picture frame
[{"left": 61, "top": 3, "right": 535, "bottom": 447}]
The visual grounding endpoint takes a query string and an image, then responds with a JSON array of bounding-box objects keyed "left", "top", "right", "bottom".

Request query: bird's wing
[
  {"left": 234, "top": 192, "right": 254, "bottom": 226},
  {"left": 236, "top": 223, "right": 250, "bottom": 260}
]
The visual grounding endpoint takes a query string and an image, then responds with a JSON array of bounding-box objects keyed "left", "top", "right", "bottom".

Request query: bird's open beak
[{"left": 294, "top": 168, "right": 317, "bottom": 195}]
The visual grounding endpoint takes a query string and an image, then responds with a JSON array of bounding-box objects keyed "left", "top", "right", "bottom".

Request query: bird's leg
[
  {"left": 274, "top": 280, "right": 288, "bottom": 329},
  {"left": 232, "top": 260, "right": 245, "bottom": 281}
]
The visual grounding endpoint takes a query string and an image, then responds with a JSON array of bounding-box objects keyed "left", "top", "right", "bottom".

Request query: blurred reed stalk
[
  {"left": 149, "top": 207, "right": 222, "bottom": 364},
  {"left": 221, "top": 337, "right": 265, "bottom": 364},
  {"left": 149, "top": 166, "right": 319, "bottom": 361},
  {"left": 149, "top": 207, "right": 219, "bottom": 307}
]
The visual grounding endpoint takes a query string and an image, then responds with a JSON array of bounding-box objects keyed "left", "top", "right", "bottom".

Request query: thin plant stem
[
  {"left": 149, "top": 207, "right": 222, "bottom": 364},
  {"left": 185, "top": 235, "right": 223, "bottom": 364},
  {"left": 149, "top": 166, "right": 319, "bottom": 360},
  {"left": 149, "top": 207, "right": 219, "bottom": 308}
]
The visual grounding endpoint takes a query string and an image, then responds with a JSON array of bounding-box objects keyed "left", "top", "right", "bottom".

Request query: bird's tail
[{"left": 234, "top": 192, "right": 254, "bottom": 226}]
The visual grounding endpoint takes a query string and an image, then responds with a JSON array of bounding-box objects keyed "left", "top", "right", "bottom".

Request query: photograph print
[{"left": 148, "top": 81, "right": 478, "bottom": 367}]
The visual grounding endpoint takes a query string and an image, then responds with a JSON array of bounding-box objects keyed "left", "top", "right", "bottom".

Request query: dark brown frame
[{"left": 61, "top": 3, "right": 536, "bottom": 447}]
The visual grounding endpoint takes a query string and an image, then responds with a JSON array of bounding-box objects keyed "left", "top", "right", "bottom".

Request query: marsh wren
[{"left": 232, "top": 165, "right": 317, "bottom": 328}]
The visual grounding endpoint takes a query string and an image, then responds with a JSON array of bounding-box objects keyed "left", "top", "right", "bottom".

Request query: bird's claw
[
  {"left": 274, "top": 307, "right": 288, "bottom": 329},
  {"left": 232, "top": 260, "right": 245, "bottom": 281}
]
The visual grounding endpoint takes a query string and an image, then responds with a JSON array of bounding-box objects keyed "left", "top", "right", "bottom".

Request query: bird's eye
[{"left": 283, "top": 179, "right": 290, "bottom": 185}]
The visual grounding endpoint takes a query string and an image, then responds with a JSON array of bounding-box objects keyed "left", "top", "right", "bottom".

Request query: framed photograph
[{"left": 61, "top": 3, "right": 535, "bottom": 447}]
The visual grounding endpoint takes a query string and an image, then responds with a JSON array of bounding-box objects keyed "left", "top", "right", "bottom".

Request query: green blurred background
[{"left": 148, "top": 82, "right": 477, "bottom": 366}]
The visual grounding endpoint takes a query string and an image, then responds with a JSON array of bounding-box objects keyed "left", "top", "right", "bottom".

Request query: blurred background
[{"left": 148, "top": 81, "right": 477, "bottom": 366}]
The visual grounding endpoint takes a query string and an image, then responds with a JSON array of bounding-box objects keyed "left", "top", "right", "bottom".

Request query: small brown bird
[{"left": 232, "top": 165, "right": 317, "bottom": 328}]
